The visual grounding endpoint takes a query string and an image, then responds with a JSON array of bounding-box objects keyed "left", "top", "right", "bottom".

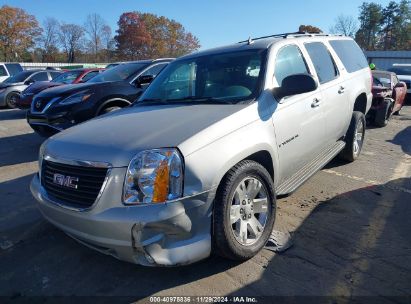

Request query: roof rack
[{"left": 238, "top": 32, "right": 343, "bottom": 44}]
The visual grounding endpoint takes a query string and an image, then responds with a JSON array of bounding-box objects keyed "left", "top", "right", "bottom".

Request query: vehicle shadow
[
  {"left": 0, "top": 132, "right": 44, "bottom": 166},
  {"left": 387, "top": 125, "right": 411, "bottom": 156},
  {"left": 0, "top": 109, "right": 27, "bottom": 121},
  {"left": 228, "top": 177, "right": 411, "bottom": 298},
  {"left": 1, "top": 176, "right": 410, "bottom": 299}
]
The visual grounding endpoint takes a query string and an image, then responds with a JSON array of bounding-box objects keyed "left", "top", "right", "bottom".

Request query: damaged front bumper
[{"left": 30, "top": 172, "right": 215, "bottom": 266}]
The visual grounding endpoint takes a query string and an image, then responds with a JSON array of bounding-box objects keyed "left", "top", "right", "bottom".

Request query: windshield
[
  {"left": 389, "top": 67, "right": 411, "bottom": 75},
  {"left": 139, "top": 49, "right": 267, "bottom": 104},
  {"left": 4, "top": 71, "right": 33, "bottom": 83},
  {"left": 373, "top": 75, "right": 391, "bottom": 88},
  {"left": 53, "top": 70, "right": 83, "bottom": 84},
  {"left": 88, "top": 63, "right": 147, "bottom": 83}
]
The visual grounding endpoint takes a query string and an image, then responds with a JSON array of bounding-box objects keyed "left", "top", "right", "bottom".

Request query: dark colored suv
[{"left": 27, "top": 59, "right": 172, "bottom": 136}]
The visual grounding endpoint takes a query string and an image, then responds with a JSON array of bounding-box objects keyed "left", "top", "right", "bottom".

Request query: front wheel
[
  {"left": 6, "top": 92, "right": 19, "bottom": 109},
  {"left": 213, "top": 160, "right": 276, "bottom": 261},
  {"left": 339, "top": 111, "right": 366, "bottom": 162}
]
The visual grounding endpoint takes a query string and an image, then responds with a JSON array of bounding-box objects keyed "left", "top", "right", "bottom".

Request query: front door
[{"left": 271, "top": 44, "right": 326, "bottom": 183}]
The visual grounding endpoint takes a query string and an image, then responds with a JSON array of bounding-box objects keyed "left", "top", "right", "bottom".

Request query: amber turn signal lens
[{"left": 152, "top": 160, "right": 169, "bottom": 203}]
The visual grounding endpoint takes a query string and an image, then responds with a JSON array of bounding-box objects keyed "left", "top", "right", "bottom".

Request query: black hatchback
[{"left": 27, "top": 59, "right": 172, "bottom": 137}]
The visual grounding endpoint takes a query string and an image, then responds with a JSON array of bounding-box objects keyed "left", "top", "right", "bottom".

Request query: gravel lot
[{"left": 0, "top": 106, "right": 410, "bottom": 302}]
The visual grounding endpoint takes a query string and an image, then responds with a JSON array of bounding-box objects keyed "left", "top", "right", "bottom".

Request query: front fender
[{"left": 182, "top": 118, "right": 279, "bottom": 196}]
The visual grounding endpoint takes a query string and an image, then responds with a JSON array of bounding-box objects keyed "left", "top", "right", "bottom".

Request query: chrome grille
[{"left": 41, "top": 160, "right": 108, "bottom": 209}]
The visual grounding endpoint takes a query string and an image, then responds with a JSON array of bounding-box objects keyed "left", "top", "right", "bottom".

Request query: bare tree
[
  {"left": 39, "top": 17, "right": 59, "bottom": 62},
  {"left": 84, "top": 13, "right": 106, "bottom": 61},
  {"left": 330, "top": 15, "right": 358, "bottom": 37},
  {"left": 101, "top": 24, "right": 114, "bottom": 62},
  {"left": 59, "top": 23, "right": 84, "bottom": 63}
]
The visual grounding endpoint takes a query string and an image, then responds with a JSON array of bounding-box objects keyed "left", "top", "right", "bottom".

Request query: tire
[
  {"left": 100, "top": 106, "right": 122, "bottom": 115},
  {"left": 6, "top": 92, "right": 19, "bottom": 109},
  {"left": 213, "top": 160, "right": 276, "bottom": 261},
  {"left": 374, "top": 99, "right": 393, "bottom": 127},
  {"left": 394, "top": 107, "right": 402, "bottom": 116},
  {"left": 339, "top": 111, "right": 366, "bottom": 162}
]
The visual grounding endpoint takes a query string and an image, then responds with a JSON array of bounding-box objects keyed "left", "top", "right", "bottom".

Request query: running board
[{"left": 277, "top": 141, "right": 346, "bottom": 196}]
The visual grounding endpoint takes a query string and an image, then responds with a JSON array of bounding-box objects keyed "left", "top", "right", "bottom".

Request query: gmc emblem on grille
[{"left": 53, "top": 173, "right": 79, "bottom": 189}]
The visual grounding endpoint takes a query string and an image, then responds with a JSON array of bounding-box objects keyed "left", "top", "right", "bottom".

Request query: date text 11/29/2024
[{"left": 149, "top": 296, "right": 257, "bottom": 303}]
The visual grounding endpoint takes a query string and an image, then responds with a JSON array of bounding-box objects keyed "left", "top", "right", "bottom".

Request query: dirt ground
[{"left": 0, "top": 106, "right": 410, "bottom": 303}]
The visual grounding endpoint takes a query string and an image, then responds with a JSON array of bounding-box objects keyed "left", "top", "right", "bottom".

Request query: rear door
[
  {"left": 272, "top": 44, "right": 326, "bottom": 181},
  {"left": 303, "top": 41, "right": 350, "bottom": 145}
]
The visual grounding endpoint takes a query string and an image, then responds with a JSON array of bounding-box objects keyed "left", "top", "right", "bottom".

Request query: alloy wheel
[{"left": 229, "top": 177, "right": 269, "bottom": 246}]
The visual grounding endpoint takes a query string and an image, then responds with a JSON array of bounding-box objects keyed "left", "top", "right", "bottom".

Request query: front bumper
[
  {"left": 30, "top": 172, "right": 215, "bottom": 266},
  {"left": 27, "top": 111, "right": 73, "bottom": 136}
]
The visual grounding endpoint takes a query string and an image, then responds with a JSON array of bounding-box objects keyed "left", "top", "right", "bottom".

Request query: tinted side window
[
  {"left": 31, "top": 72, "right": 49, "bottom": 81},
  {"left": 5, "top": 63, "right": 23, "bottom": 75},
  {"left": 0, "top": 66, "right": 7, "bottom": 77},
  {"left": 329, "top": 40, "right": 368, "bottom": 73},
  {"left": 305, "top": 42, "right": 338, "bottom": 84},
  {"left": 141, "top": 63, "right": 168, "bottom": 77},
  {"left": 49, "top": 72, "right": 61, "bottom": 79},
  {"left": 274, "top": 45, "right": 309, "bottom": 85},
  {"left": 81, "top": 71, "right": 99, "bottom": 82}
]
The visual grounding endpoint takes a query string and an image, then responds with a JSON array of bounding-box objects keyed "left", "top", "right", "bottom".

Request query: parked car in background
[
  {"left": 16, "top": 68, "right": 105, "bottom": 109},
  {"left": 388, "top": 64, "right": 411, "bottom": 95},
  {"left": 0, "top": 69, "right": 62, "bottom": 108},
  {"left": 27, "top": 59, "right": 172, "bottom": 136},
  {"left": 368, "top": 70, "right": 407, "bottom": 127},
  {"left": 0, "top": 63, "right": 23, "bottom": 83},
  {"left": 30, "top": 33, "right": 372, "bottom": 266}
]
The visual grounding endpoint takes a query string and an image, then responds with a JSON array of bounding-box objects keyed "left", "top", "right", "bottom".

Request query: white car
[{"left": 389, "top": 64, "right": 411, "bottom": 94}]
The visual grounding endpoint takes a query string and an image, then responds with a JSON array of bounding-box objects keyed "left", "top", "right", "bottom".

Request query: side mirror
[
  {"left": 135, "top": 75, "right": 154, "bottom": 88},
  {"left": 274, "top": 73, "right": 318, "bottom": 100},
  {"left": 395, "top": 82, "right": 406, "bottom": 88},
  {"left": 25, "top": 79, "right": 35, "bottom": 85}
]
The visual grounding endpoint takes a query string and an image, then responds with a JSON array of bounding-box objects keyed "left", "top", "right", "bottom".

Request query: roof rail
[{"left": 238, "top": 32, "right": 344, "bottom": 43}]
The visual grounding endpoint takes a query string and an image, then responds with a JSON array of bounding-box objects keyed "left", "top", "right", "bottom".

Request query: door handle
[
  {"left": 338, "top": 86, "right": 345, "bottom": 94},
  {"left": 311, "top": 98, "right": 321, "bottom": 108}
]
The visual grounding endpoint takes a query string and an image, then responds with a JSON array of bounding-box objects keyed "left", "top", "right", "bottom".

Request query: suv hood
[
  {"left": 45, "top": 103, "right": 251, "bottom": 167},
  {"left": 38, "top": 81, "right": 117, "bottom": 98}
]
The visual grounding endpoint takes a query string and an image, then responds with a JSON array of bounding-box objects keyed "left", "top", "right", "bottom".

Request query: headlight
[
  {"left": 59, "top": 91, "right": 92, "bottom": 105},
  {"left": 123, "top": 148, "right": 184, "bottom": 204}
]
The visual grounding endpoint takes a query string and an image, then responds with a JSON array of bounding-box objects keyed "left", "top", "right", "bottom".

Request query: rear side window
[
  {"left": 305, "top": 42, "right": 338, "bottom": 84},
  {"left": 0, "top": 65, "right": 7, "bottom": 77},
  {"left": 5, "top": 63, "right": 23, "bottom": 75},
  {"left": 141, "top": 63, "right": 168, "bottom": 77},
  {"left": 49, "top": 72, "right": 61, "bottom": 79},
  {"left": 329, "top": 40, "right": 368, "bottom": 73},
  {"left": 31, "top": 72, "right": 49, "bottom": 81},
  {"left": 274, "top": 45, "right": 309, "bottom": 85},
  {"left": 81, "top": 71, "right": 99, "bottom": 82}
]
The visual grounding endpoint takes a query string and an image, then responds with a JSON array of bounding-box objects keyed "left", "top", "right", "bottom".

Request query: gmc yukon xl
[{"left": 31, "top": 33, "right": 372, "bottom": 266}]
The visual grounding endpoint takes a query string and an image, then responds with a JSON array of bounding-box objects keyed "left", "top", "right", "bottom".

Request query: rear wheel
[
  {"left": 6, "top": 92, "right": 19, "bottom": 109},
  {"left": 213, "top": 160, "right": 276, "bottom": 261},
  {"left": 339, "top": 111, "right": 365, "bottom": 162},
  {"left": 374, "top": 99, "right": 393, "bottom": 127}
]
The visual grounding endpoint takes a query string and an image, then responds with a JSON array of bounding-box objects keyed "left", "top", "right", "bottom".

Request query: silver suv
[{"left": 31, "top": 33, "right": 372, "bottom": 266}]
